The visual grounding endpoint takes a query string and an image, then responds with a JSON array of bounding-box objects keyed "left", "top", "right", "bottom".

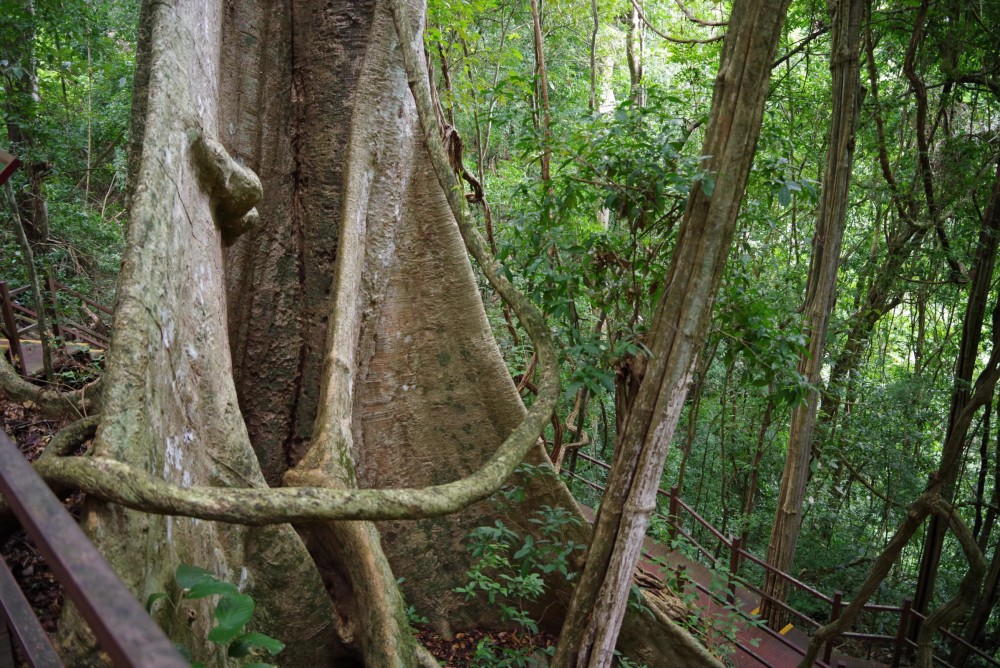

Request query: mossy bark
[
  {"left": 48, "top": 0, "right": 713, "bottom": 665},
  {"left": 57, "top": 1, "right": 343, "bottom": 665}
]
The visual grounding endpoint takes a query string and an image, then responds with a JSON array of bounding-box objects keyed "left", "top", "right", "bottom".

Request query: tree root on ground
[{"left": 0, "top": 356, "right": 101, "bottom": 418}]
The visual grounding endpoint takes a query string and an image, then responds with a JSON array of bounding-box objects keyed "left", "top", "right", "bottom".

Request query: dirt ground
[{"left": 0, "top": 396, "right": 79, "bottom": 635}]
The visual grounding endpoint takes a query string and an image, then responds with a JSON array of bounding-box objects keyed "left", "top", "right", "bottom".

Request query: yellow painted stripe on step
[
  {"left": 5, "top": 338, "right": 102, "bottom": 351},
  {"left": 780, "top": 623, "right": 794, "bottom": 635}
]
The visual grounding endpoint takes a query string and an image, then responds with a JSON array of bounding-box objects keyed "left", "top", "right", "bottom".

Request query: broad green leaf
[
  {"left": 228, "top": 632, "right": 285, "bottom": 658},
  {"left": 208, "top": 593, "right": 255, "bottom": 643},
  {"left": 777, "top": 185, "right": 791, "bottom": 207},
  {"left": 187, "top": 579, "right": 239, "bottom": 599},
  {"left": 145, "top": 592, "right": 167, "bottom": 613},
  {"left": 208, "top": 623, "right": 245, "bottom": 645},
  {"left": 175, "top": 564, "right": 218, "bottom": 591}
]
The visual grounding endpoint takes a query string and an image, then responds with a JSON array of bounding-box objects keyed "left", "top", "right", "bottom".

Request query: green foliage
[
  {"left": 456, "top": 475, "right": 584, "bottom": 667},
  {"left": 396, "top": 577, "right": 430, "bottom": 626},
  {"left": 1, "top": 0, "right": 135, "bottom": 307},
  {"left": 648, "top": 547, "right": 764, "bottom": 664},
  {"left": 612, "top": 651, "right": 649, "bottom": 668},
  {"left": 146, "top": 565, "right": 285, "bottom": 668},
  {"left": 715, "top": 250, "right": 810, "bottom": 406}
]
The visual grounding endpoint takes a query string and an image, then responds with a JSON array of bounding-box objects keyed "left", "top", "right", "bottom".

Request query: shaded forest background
[{"left": 2, "top": 0, "right": 999, "bottom": 663}]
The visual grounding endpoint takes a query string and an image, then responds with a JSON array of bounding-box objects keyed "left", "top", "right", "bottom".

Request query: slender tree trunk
[
  {"left": 976, "top": 400, "right": 1000, "bottom": 555},
  {"left": 625, "top": 2, "right": 644, "bottom": 106},
  {"left": 588, "top": 0, "right": 599, "bottom": 112},
  {"left": 972, "top": 399, "right": 992, "bottom": 541},
  {"left": 913, "top": 157, "right": 1000, "bottom": 627},
  {"left": 550, "top": 1, "right": 791, "bottom": 664},
  {"left": 816, "top": 15, "right": 932, "bottom": 428},
  {"left": 741, "top": 397, "right": 775, "bottom": 547},
  {"left": 528, "top": 0, "right": 551, "bottom": 181},
  {"left": 2, "top": 181, "right": 53, "bottom": 381},
  {"left": 761, "top": 0, "right": 865, "bottom": 628}
]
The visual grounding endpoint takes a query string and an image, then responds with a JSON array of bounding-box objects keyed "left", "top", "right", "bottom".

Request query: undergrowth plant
[
  {"left": 455, "top": 465, "right": 585, "bottom": 667},
  {"left": 647, "top": 541, "right": 763, "bottom": 665},
  {"left": 147, "top": 564, "right": 284, "bottom": 668}
]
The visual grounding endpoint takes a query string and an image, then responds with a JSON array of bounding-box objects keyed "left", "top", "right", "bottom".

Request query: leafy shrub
[{"left": 147, "top": 564, "right": 284, "bottom": 668}]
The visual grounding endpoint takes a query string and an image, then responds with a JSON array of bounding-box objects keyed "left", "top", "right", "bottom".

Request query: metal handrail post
[
  {"left": 824, "top": 590, "right": 843, "bottom": 664},
  {"left": 891, "top": 598, "right": 912, "bottom": 668},
  {"left": 45, "top": 275, "right": 65, "bottom": 354},
  {"left": 668, "top": 486, "right": 680, "bottom": 544},
  {"left": 0, "top": 282, "right": 26, "bottom": 376},
  {"left": 728, "top": 535, "right": 742, "bottom": 606}
]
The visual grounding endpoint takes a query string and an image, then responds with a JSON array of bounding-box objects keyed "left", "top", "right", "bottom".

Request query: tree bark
[
  {"left": 913, "top": 156, "right": 1000, "bottom": 628},
  {"left": 55, "top": 1, "right": 346, "bottom": 664},
  {"left": 625, "top": 3, "right": 644, "bottom": 107},
  {"left": 588, "top": 0, "right": 599, "bottom": 112},
  {"left": 761, "top": 0, "right": 865, "bottom": 628},
  {"left": 550, "top": 0, "right": 791, "bottom": 664},
  {"left": 44, "top": 1, "right": 713, "bottom": 666},
  {"left": 528, "top": 0, "right": 551, "bottom": 181}
]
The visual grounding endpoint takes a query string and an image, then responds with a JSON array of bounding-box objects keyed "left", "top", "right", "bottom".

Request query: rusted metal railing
[
  {"left": 0, "top": 429, "right": 186, "bottom": 667},
  {"left": 0, "top": 279, "right": 111, "bottom": 377},
  {"left": 565, "top": 452, "right": 1000, "bottom": 668}
]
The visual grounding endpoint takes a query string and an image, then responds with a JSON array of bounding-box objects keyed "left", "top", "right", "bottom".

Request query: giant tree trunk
[
  {"left": 551, "top": 0, "right": 792, "bottom": 665},
  {"left": 57, "top": 1, "right": 344, "bottom": 665},
  {"left": 217, "top": 0, "right": 546, "bottom": 637},
  {"left": 53, "top": 0, "right": 715, "bottom": 666},
  {"left": 761, "top": 0, "right": 865, "bottom": 629}
]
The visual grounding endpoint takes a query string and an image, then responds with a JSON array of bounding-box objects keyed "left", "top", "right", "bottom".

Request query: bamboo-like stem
[{"left": 3, "top": 181, "right": 54, "bottom": 381}]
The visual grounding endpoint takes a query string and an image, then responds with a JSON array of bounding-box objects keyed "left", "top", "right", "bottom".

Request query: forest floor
[
  {"left": 0, "top": 396, "right": 77, "bottom": 636},
  {"left": 416, "top": 628, "right": 557, "bottom": 665}
]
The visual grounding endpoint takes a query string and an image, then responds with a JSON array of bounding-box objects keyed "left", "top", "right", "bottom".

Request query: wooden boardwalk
[
  {"left": 2, "top": 338, "right": 102, "bottom": 377},
  {"left": 577, "top": 505, "right": 886, "bottom": 668},
  {"left": 637, "top": 537, "right": 885, "bottom": 668}
]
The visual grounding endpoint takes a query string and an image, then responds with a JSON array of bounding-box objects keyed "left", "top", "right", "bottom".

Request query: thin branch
[
  {"left": 672, "top": 0, "right": 727, "bottom": 27},
  {"left": 771, "top": 23, "right": 830, "bottom": 69},
  {"left": 841, "top": 458, "right": 906, "bottom": 509},
  {"left": 630, "top": 0, "right": 725, "bottom": 44}
]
